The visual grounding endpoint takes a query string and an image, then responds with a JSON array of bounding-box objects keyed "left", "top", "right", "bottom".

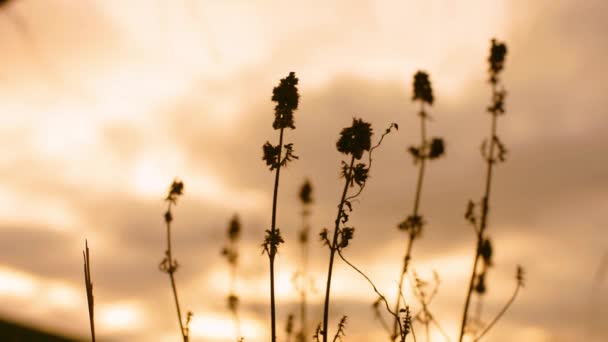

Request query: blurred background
[{"left": 0, "top": 0, "right": 606, "bottom": 341}]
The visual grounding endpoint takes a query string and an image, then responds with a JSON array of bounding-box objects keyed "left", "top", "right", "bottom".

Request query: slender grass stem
[
  {"left": 164, "top": 201, "right": 188, "bottom": 342},
  {"left": 322, "top": 156, "right": 355, "bottom": 342},
  {"left": 269, "top": 127, "right": 285, "bottom": 342},
  {"left": 473, "top": 282, "right": 520, "bottom": 342},
  {"left": 458, "top": 82, "right": 499, "bottom": 342},
  {"left": 392, "top": 102, "right": 427, "bottom": 340},
  {"left": 83, "top": 240, "right": 95, "bottom": 342}
]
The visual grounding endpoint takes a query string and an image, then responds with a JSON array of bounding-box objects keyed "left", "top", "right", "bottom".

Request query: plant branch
[
  {"left": 393, "top": 101, "right": 427, "bottom": 340},
  {"left": 322, "top": 156, "right": 355, "bottom": 342},
  {"left": 473, "top": 282, "right": 521, "bottom": 341},
  {"left": 268, "top": 127, "right": 285, "bottom": 342}
]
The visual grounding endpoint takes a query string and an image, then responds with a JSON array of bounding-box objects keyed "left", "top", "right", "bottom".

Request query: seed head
[
  {"left": 488, "top": 39, "right": 507, "bottom": 83},
  {"left": 412, "top": 71, "right": 434, "bottom": 105},
  {"left": 336, "top": 118, "right": 373, "bottom": 160},
  {"left": 272, "top": 72, "right": 299, "bottom": 129}
]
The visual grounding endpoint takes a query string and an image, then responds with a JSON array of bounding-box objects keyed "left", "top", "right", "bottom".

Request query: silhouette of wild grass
[
  {"left": 159, "top": 179, "right": 192, "bottom": 342},
  {"left": 76, "top": 37, "right": 527, "bottom": 342},
  {"left": 458, "top": 39, "right": 523, "bottom": 341},
  {"left": 221, "top": 215, "right": 243, "bottom": 340},
  {"left": 261, "top": 72, "right": 300, "bottom": 342}
]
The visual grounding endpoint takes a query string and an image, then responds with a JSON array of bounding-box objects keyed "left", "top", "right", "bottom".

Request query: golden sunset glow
[{"left": 0, "top": 1, "right": 606, "bottom": 341}]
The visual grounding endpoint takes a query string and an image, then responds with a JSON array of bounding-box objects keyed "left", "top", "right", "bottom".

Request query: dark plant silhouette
[
  {"left": 391, "top": 70, "right": 445, "bottom": 340},
  {"left": 285, "top": 313, "right": 294, "bottom": 342},
  {"left": 221, "top": 214, "right": 242, "bottom": 340},
  {"left": 320, "top": 118, "right": 397, "bottom": 342},
  {"left": 293, "top": 179, "right": 314, "bottom": 342},
  {"left": 159, "top": 179, "right": 192, "bottom": 342},
  {"left": 472, "top": 266, "right": 524, "bottom": 341},
  {"left": 338, "top": 250, "right": 413, "bottom": 342},
  {"left": 458, "top": 39, "right": 522, "bottom": 341},
  {"left": 409, "top": 271, "right": 450, "bottom": 342},
  {"left": 261, "top": 72, "right": 300, "bottom": 342},
  {"left": 82, "top": 240, "right": 95, "bottom": 342}
]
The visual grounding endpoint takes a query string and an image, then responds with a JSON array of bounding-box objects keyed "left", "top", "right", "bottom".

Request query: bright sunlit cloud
[
  {"left": 0, "top": 267, "right": 38, "bottom": 298},
  {"left": 98, "top": 302, "right": 144, "bottom": 332},
  {"left": 189, "top": 313, "right": 265, "bottom": 341}
]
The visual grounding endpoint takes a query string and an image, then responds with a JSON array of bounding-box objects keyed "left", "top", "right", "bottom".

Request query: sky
[{"left": 0, "top": 0, "right": 607, "bottom": 341}]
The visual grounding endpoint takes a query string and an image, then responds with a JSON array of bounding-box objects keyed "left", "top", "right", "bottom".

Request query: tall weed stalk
[
  {"left": 159, "top": 179, "right": 192, "bottom": 342},
  {"left": 458, "top": 39, "right": 523, "bottom": 341},
  {"left": 320, "top": 118, "right": 397, "bottom": 342},
  {"left": 391, "top": 71, "right": 445, "bottom": 340},
  {"left": 261, "top": 72, "right": 300, "bottom": 342}
]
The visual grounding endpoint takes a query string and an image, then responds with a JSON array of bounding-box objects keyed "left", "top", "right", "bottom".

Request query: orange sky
[{"left": 0, "top": 1, "right": 606, "bottom": 341}]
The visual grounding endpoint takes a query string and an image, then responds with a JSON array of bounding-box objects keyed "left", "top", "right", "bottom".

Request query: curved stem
[
  {"left": 473, "top": 283, "right": 521, "bottom": 341},
  {"left": 322, "top": 156, "right": 355, "bottom": 342}
]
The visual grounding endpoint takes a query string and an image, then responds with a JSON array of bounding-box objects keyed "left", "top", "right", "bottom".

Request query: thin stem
[
  {"left": 392, "top": 236, "right": 414, "bottom": 339},
  {"left": 337, "top": 250, "right": 405, "bottom": 340},
  {"left": 430, "top": 316, "right": 452, "bottom": 342},
  {"left": 458, "top": 83, "right": 499, "bottom": 342},
  {"left": 300, "top": 206, "right": 311, "bottom": 338},
  {"left": 473, "top": 283, "right": 521, "bottom": 341},
  {"left": 269, "top": 127, "right": 285, "bottom": 342},
  {"left": 83, "top": 240, "right": 95, "bottom": 342},
  {"left": 322, "top": 156, "right": 355, "bottom": 342},
  {"left": 165, "top": 201, "right": 187, "bottom": 342},
  {"left": 392, "top": 102, "right": 427, "bottom": 340}
]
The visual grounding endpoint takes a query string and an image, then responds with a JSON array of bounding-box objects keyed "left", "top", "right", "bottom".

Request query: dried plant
[
  {"left": 320, "top": 118, "right": 397, "bottom": 342},
  {"left": 83, "top": 240, "right": 95, "bottom": 342},
  {"left": 409, "top": 271, "right": 450, "bottom": 342},
  {"left": 261, "top": 72, "right": 300, "bottom": 342},
  {"left": 338, "top": 249, "right": 413, "bottom": 342},
  {"left": 292, "top": 179, "right": 315, "bottom": 342},
  {"left": 285, "top": 313, "right": 295, "bottom": 342},
  {"left": 391, "top": 70, "right": 445, "bottom": 341},
  {"left": 222, "top": 214, "right": 243, "bottom": 340},
  {"left": 458, "top": 39, "right": 522, "bottom": 341},
  {"left": 158, "top": 179, "right": 191, "bottom": 342}
]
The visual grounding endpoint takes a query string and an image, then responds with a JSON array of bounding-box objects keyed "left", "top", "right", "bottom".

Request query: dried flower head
[
  {"left": 285, "top": 314, "right": 294, "bottom": 335},
  {"left": 228, "top": 294, "right": 239, "bottom": 312},
  {"left": 428, "top": 137, "right": 445, "bottom": 159},
  {"left": 480, "top": 238, "right": 493, "bottom": 267},
  {"left": 516, "top": 265, "right": 525, "bottom": 287},
  {"left": 412, "top": 71, "right": 434, "bottom": 105},
  {"left": 299, "top": 179, "right": 313, "bottom": 205},
  {"left": 228, "top": 215, "right": 241, "bottom": 242},
  {"left": 272, "top": 72, "right": 299, "bottom": 129},
  {"left": 336, "top": 118, "right": 373, "bottom": 160},
  {"left": 488, "top": 39, "right": 508, "bottom": 78},
  {"left": 474, "top": 272, "right": 487, "bottom": 294},
  {"left": 165, "top": 179, "right": 184, "bottom": 204},
  {"left": 398, "top": 214, "right": 425, "bottom": 238}
]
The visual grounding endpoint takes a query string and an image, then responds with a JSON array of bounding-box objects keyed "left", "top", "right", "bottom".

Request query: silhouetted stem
[
  {"left": 458, "top": 83, "right": 499, "bottom": 342},
  {"left": 337, "top": 250, "right": 408, "bottom": 341},
  {"left": 269, "top": 127, "right": 285, "bottom": 342},
  {"left": 299, "top": 207, "right": 311, "bottom": 338},
  {"left": 322, "top": 156, "right": 355, "bottom": 342},
  {"left": 83, "top": 240, "right": 95, "bottom": 342},
  {"left": 392, "top": 102, "right": 427, "bottom": 340},
  {"left": 165, "top": 202, "right": 187, "bottom": 342},
  {"left": 473, "top": 282, "right": 521, "bottom": 341}
]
